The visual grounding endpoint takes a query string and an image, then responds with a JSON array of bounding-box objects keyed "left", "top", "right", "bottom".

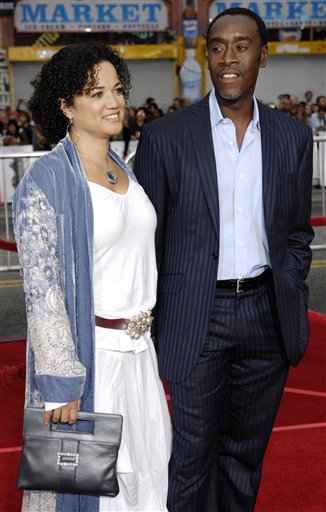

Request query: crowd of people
[
  {"left": 272, "top": 91, "right": 326, "bottom": 134},
  {"left": 0, "top": 99, "right": 50, "bottom": 150},
  {"left": 1, "top": 91, "right": 325, "bottom": 156},
  {"left": 119, "top": 97, "right": 191, "bottom": 157}
]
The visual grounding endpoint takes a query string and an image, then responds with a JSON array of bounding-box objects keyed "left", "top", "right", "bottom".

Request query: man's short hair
[{"left": 206, "top": 7, "right": 268, "bottom": 48}]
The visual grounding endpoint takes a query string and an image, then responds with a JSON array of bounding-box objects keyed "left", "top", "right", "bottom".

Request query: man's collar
[{"left": 209, "top": 90, "right": 260, "bottom": 131}]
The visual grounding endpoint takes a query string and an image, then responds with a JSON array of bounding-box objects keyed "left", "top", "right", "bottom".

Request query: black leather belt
[{"left": 216, "top": 267, "right": 272, "bottom": 293}]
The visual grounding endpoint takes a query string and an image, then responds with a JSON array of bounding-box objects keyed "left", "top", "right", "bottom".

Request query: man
[
  {"left": 316, "top": 95, "right": 326, "bottom": 108},
  {"left": 304, "top": 89, "right": 313, "bottom": 105},
  {"left": 134, "top": 7, "right": 313, "bottom": 512},
  {"left": 310, "top": 105, "right": 326, "bottom": 135},
  {"left": 289, "top": 95, "right": 299, "bottom": 116},
  {"left": 277, "top": 95, "right": 291, "bottom": 115}
]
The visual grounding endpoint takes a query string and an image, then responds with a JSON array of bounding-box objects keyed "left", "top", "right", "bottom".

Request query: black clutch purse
[{"left": 17, "top": 407, "right": 123, "bottom": 496}]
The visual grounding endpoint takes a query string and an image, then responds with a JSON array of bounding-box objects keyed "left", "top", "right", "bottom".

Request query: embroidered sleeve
[{"left": 13, "top": 176, "right": 86, "bottom": 388}]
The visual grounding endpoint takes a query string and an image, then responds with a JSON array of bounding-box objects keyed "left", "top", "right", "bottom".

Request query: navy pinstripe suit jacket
[{"left": 134, "top": 94, "right": 314, "bottom": 383}]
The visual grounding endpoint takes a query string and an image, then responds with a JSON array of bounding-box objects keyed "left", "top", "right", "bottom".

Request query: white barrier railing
[
  {"left": 313, "top": 134, "right": 326, "bottom": 214},
  {"left": 0, "top": 137, "right": 325, "bottom": 271},
  {"left": 0, "top": 142, "right": 138, "bottom": 271}
]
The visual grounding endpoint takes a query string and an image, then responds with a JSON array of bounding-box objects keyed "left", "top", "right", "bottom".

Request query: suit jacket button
[{"left": 212, "top": 252, "right": 218, "bottom": 260}]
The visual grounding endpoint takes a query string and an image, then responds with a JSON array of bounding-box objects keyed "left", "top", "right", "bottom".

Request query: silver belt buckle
[{"left": 236, "top": 278, "right": 244, "bottom": 293}]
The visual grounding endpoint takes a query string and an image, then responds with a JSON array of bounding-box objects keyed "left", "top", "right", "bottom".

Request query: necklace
[{"left": 76, "top": 149, "right": 119, "bottom": 185}]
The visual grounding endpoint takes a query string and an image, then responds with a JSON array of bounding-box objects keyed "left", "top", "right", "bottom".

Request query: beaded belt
[{"left": 95, "top": 310, "right": 153, "bottom": 339}]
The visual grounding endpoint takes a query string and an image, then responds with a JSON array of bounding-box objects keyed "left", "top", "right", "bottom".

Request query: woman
[
  {"left": 3, "top": 118, "right": 30, "bottom": 145},
  {"left": 13, "top": 44, "right": 171, "bottom": 512},
  {"left": 130, "top": 107, "right": 149, "bottom": 140},
  {"left": 17, "top": 110, "right": 33, "bottom": 144}
]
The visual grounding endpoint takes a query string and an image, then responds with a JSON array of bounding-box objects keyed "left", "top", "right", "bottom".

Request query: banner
[
  {"left": 209, "top": 1, "right": 326, "bottom": 28},
  {"left": 14, "top": 0, "right": 168, "bottom": 32},
  {"left": 0, "top": 49, "right": 10, "bottom": 110}
]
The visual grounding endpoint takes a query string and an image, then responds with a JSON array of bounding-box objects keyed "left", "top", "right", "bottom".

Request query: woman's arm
[{"left": 13, "top": 174, "right": 86, "bottom": 420}]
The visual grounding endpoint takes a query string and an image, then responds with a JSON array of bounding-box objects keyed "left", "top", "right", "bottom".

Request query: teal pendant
[{"left": 106, "top": 170, "right": 118, "bottom": 185}]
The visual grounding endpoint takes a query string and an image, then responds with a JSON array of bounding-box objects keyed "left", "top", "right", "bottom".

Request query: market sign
[
  {"left": 14, "top": 0, "right": 168, "bottom": 32},
  {"left": 209, "top": 1, "right": 326, "bottom": 28}
]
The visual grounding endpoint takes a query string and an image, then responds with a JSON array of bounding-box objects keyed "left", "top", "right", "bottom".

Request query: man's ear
[{"left": 259, "top": 45, "right": 268, "bottom": 68}]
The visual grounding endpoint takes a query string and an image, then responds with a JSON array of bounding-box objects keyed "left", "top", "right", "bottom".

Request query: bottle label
[{"left": 182, "top": 80, "right": 201, "bottom": 103}]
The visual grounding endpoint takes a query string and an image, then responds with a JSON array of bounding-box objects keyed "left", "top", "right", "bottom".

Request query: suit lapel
[
  {"left": 259, "top": 102, "right": 278, "bottom": 237},
  {"left": 187, "top": 95, "right": 220, "bottom": 237},
  {"left": 186, "top": 98, "right": 278, "bottom": 240}
]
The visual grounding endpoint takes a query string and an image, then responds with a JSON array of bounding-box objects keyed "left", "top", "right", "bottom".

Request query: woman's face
[
  {"left": 136, "top": 109, "right": 146, "bottom": 122},
  {"left": 64, "top": 61, "right": 125, "bottom": 141},
  {"left": 7, "top": 122, "right": 17, "bottom": 135},
  {"left": 128, "top": 107, "right": 136, "bottom": 120}
]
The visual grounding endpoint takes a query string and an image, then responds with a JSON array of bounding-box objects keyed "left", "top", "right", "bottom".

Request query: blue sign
[
  {"left": 15, "top": 0, "right": 168, "bottom": 32},
  {"left": 209, "top": 1, "right": 326, "bottom": 28}
]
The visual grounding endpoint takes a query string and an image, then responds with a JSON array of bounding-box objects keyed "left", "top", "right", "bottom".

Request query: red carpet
[
  {"left": 255, "top": 310, "right": 326, "bottom": 512},
  {"left": 0, "top": 310, "right": 325, "bottom": 512},
  {"left": 0, "top": 340, "right": 25, "bottom": 512},
  {"left": 256, "top": 428, "right": 326, "bottom": 511}
]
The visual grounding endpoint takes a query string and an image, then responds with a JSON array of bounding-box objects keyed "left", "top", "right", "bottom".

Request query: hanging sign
[
  {"left": 209, "top": 1, "right": 326, "bottom": 28},
  {"left": 14, "top": 0, "right": 168, "bottom": 32},
  {"left": 0, "top": 2, "right": 14, "bottom": 14}
]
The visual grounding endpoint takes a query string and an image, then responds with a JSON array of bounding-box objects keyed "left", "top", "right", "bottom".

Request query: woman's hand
[{"left": 44, "top": 399, "right": 81, "bottom": 426}]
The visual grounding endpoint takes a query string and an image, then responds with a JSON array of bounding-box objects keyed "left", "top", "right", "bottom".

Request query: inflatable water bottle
[{"left": 180, "top": 48, "right": 202, "bottom": 104}]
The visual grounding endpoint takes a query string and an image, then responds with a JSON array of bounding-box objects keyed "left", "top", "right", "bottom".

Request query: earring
[
  {"left": 67, "top": 119, "right": 81, "bottom": 144},
  {"left": 65, "top": 118, "right": 72, "bottom": 136}
]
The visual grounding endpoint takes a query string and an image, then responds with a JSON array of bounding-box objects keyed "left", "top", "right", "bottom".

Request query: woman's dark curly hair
[{"left": 28, "top": 44, "right": 131, "bottom": 145}]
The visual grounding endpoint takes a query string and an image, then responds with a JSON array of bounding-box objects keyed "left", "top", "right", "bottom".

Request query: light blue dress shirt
[{"left": 209, "top": 90, "right": 270, "bottom": 280}]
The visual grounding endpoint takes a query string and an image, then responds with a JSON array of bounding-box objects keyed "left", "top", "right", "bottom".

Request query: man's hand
[{"left": 44, "top": 399, "right": 81, "bottom": 426}]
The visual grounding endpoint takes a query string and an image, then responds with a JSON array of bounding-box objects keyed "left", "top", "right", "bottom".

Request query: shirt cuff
[{"left": 44, "top": 401, "right": 68, "bottom": 411}]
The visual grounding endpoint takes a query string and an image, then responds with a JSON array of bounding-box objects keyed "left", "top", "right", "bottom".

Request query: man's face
[
  {"left": 305, "top": 91, "right": 313, "bottom": 102},
  {"left": 290, "top": 95, "right": 298, "bottom": 106},
  {"left": 318, "top": 107, "right": 326, "bottom": 119},
  {"left": 207, "top": 14, "right": 267, "bottom": 104},
  {"left": 279, "top": 98, "right": 290, "bottom": 113}
]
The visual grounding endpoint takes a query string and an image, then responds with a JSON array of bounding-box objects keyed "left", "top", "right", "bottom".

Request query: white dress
[{"left": 89, "top": 177, "right": 172, "bottom": 512}]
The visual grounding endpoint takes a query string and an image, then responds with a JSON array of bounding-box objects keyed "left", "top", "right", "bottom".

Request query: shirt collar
[{"left": 209, "top": 90, "right": 261, "bottom": 132}]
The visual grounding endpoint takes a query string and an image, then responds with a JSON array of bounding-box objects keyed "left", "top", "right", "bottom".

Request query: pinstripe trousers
[{"left": 166, "top": 279, "right": 289, "bottom": 512}]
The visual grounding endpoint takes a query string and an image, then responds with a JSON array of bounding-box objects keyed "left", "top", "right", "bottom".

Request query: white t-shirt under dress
[{"left": 89, "top": 177, "right": 171, "bottom": 512}]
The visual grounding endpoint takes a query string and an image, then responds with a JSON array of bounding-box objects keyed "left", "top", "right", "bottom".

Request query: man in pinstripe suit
[{"left": 134, "top": 7, "right": 313, "bottom": 512}]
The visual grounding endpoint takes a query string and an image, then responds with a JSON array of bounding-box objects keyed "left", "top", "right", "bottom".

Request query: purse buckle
[{"left": 57, "top": 451, "right": 80, "bottom": 467}]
